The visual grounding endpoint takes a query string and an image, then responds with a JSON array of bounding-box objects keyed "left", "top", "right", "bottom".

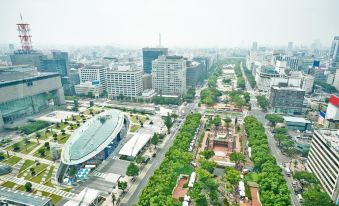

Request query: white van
[{"left": 297, "top": 194, "right": 303, "bottom": 203}]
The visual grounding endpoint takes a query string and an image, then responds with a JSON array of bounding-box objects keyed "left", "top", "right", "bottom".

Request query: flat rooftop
[
  {"left": 272, "top": 86, "right": 304, "bottom": 91},
  {"left": 0, "top": 186, "right": 51, "bottom": 206},
  {"left": 283, "top": 116, "right": 311, "bottom": 124},
  {"left": 316, "top": 129, "right": 339, "bottom": 153},
  {"left": 62, "top": 109, "right": 124, "bottom": 165},
  {"left": 0, "top": 65, "right": 59, "bottom": 86}
]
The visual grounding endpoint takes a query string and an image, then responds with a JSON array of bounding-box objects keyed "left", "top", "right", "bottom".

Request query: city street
[{"left": 240, "top": 63, "right": 300, "bottom": 206}]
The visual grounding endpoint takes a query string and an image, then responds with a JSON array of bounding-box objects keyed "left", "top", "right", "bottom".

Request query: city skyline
[{"left": 0, "top": 0, "right": 339, "bottom": 48}]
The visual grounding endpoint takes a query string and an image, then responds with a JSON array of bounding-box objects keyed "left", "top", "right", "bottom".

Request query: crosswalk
[
  {"left": 1, "top": 176, "right": 76, "bottom": 199},
  {"left": 92, "top": 171, "right": 105, "bottom": 178}
]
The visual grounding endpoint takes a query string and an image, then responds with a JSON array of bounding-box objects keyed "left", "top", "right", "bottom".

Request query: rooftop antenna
[
  {"left": 158, "top": 33, "right": 162, "bottom": 47},
  {"left": 16, "top": 14, "right": 33, "bottom": 51}
]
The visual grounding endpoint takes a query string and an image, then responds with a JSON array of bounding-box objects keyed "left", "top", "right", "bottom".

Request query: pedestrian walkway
[
  {"left": 1, "top": 176, "right": 76, "bottom": 199},
  {"left": 92, "top": 171, "right": 105, "bottom": 178}
]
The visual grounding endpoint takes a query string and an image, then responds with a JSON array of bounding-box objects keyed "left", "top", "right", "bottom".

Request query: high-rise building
[
  {"left": 52, "top": 51, "right": 70, "bottom": 75},
  {"left": 186, "top": 60, "right": 203, "bottom": 88},
  {"left": 269, "top": 86, "right": 305, "bottom": 114},
  {"left": 251, "top": 41, "right": 258, "bottom": 51},
  {"left": 142, "top": 48, "right": 168, "bottom": 74},
  {"left": 333, "top": 69, "right": 339, "bottom": 90},
  {"left": 142, "top": 74, "right": 152, "bottom": 90},
  {"left": 287, "top": 41, "right": 293, "bottom": 51},
  {"left": 78, "top": 65, "right": 106, "bottom": 89},
  {"left": 106, "top": 65, "right": 143, "bottom": 98},
  {"left": 301, "top": 74, "right": 315, "bottom": 94},
  {"left": 306, "top": 129, "right": 339, "bottom": 204},
  {"left": 152, "top": 55, "right": 187, "bottom": 96},
  {"left": 329, "top": 36, "right": 339, "bottom": 72},
  {"left": 41, "top": 59, "right": 68, "bottom": 77},
  {"left": 0, "top": 65, "right": 65, "bottom": 131},
  {"left": 10, "top": 50, "right": 46, "bottom": 69}
]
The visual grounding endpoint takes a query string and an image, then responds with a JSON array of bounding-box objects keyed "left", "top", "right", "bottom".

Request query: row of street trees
[
  {"left": 137, "top": 113, "right": 201, "bottom": 206},
  {"left": 244, "top": 116, "right": 291, "bottom": 205}
]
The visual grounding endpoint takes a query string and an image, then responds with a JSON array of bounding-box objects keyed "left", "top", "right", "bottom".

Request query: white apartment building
[
  {"left": 106, "top": 65, "right": 143, "bottom": 98},
  {"left": 78, "top": 65, "right": 106, "bottom": 89},
  {"left": 306, "top": 129, "right": 339, "bottom": 204},
  {"left": 301, "top": 74, "right": 315, "bottom": 94},
  {"left": 152, "top": 55, "right": 187, "bottom": 96}
]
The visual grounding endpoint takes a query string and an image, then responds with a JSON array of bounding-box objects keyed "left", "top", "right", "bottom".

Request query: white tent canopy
[{"left": 119, "top": 132, "right": 153, "bottom": 157}]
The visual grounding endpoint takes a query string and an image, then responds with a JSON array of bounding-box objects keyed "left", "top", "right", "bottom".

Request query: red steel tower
[{"left": 16, "top": 14, "right": 33, "bottom": 51}]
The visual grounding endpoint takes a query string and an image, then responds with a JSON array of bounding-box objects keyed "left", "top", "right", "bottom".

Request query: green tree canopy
[{"left": 126, "top": 162, "right": 139, "bottom": 177}]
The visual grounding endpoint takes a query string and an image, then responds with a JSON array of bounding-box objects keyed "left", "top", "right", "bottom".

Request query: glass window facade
[{"left": 0, "top": 93, "right": 50, "bottom": 123}]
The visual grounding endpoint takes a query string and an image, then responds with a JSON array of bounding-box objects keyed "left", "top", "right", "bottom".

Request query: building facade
[
  {"left": 78, "top": 65, "right": 106, "bottom": 89},
  {"left": 329, "top": 36, "right": 339, "bottom": 72},
  {"left": 142, "top": 47, "right": 168, "bottom": 74},
  {"left": 301, "top": 74, "right": 315, "bottom": 94},
  {"left": 0, "top": 65, "right": 65, "bottom": 131},
  {"left": 269, "top": 86, "right": 305, "bottom": 114},
  {"left": 106, "top": 65, "right": 143, "bottom": 98},
  {"left": 186, "top": 60, "right": 203, "bottom": 88},
  {"left": 306, "top": 129, "right": 339, "bottom": 204},
  {"left": 152, "top": 55, "right": 187, "bottom": 96},
  {"left": 10, "top": 50, "right": 46, "bottom": 69},
  {"left": 74, "top": 81, "right": 103, "bottom": 97}
]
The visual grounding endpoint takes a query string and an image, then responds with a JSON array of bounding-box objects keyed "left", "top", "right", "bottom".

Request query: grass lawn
[
  {"left": 45, "top": 166, "right": 55, "bottom": 180},
  {"left": 44, "top": 180, "right": 54, "bottom": 188},
  {"left": 245, "top": 172, "right": 260, "bottom": 183},
  {"left": 52, "top": 122, "right": 67, "bottom": 130},
  {"left": 49, "top": 194, "right": 62, "bottom": 205},
  {"left": 30, "top": 171, "right": 46, "bottom": 183},
  {"left": 41, "top": 191, "right": 51, "bottom": 196},
  {"left": 17, "top": 185, "right": 26, "bottom": 191},
  {"left": 19, "top": 159, "right": 35, "bottom": 173},
  {"left": 3, "top": 156, "right": 21, "bottom": 166},
  {"left": 34, "top": 148, "right": 53, "bottom": 161},
  {"left": 5, "top": 140, "right": 39, "bottom": 154},
  {"left": 129, "top": 124, "right": 140, "bottom": 133},
  {"left": 130, "top": 115, "right": 146, "bottom": 124},
  {"left": 1, "top": 181, "right": 16, "bottom": 188},
  {"left": 57, "top": 134, "right": 71, "bottom": 144},
  {"left": 61, "top": 187, "right": 72, "bottom": 192},
  {"left": 34, "top": 130, "right": 53, "bottom": 140},
  {"left": 24, "top": 163, "right": 49, "bottom": 180}
]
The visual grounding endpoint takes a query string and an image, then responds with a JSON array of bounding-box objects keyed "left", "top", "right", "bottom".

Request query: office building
[
  {"left": 327, "top": 73, "right": 335, "bottom": 85},
  {"left": 0, "top": 65, "right": 65, "bottom": 131},
  {"left": 193, "top": 56, "right": 209, "bottom": 73},
  {"left": 324, "top": 95, "right": 339, "bottom": 128},
  {"left": 52, "top": 51, "right": 70, "bottom": 73},
  {"left": 142, "top": 74, "right": 152, "bottom": 90},
  {"left": 255, "top": 66, "right": 281, "bottom": 92},
  {"left": 152, "top": 55, "right": 187, "bottom": 96},
  {"left": 78, "top": 65, "right": 106, "bottom": 89},
  {"left": 306, "top": 129, "right": 339, "bottom": 204},
  {"left": 106, "top": 65, "right": 143, "bottom": 98},
  {"left": 10, "top": 50, "right": 46, "bottom": 69},
  {"left": 269, "top": 86, "right": 305, "bottom": 114},
  {"left": 329, "top": 36, "right": 339, "bottom": 72},
  {"left": 142, "top": 47, "right": 168, "bottom": 74},
  {"left": 40, "top": 58, "right": 68, "bottom": 77},
  {"left": 186, "top": 60, "right": 203, "bottom": 88},
  {"left": 283, "top": 116, "right": 311, "bottom": 131}
]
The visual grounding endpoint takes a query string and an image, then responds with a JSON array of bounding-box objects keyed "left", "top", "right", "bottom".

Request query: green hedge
[
  {"left": 19, "top": 121, "right": 49, "bottom": 135},
  {"left": 137, "top": 113, "right": 201, "bottom": 206},
  {"left": 244, "top": 116, "right": 291, "bottom": 206}
]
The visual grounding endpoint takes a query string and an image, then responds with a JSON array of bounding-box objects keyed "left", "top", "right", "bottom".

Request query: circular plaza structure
[{"left": 61, "top": 109, "right": 125, "bottom": 165}]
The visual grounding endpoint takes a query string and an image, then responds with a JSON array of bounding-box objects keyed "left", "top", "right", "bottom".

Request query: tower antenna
[
  {"left": 16, "top": 14, "right": 33, "bottom": 51},
  {"left": 158, "top": 33, "right": 162, "bottom": 47}
]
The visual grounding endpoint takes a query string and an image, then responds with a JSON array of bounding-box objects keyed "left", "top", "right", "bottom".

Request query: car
[{"left": 152, "top": 153, "right": 156, "bottom": 157}]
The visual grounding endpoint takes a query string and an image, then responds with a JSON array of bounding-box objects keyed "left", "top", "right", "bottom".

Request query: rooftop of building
[
  {"left": 283, "top": 116, "right": 311, "bottom": 124},
  {"left": 119, "top": 131, "right": 153, "bottom": 157},
  {"left": 61, "top": 109, "right": 124, "bottom": 165},
  {"left": 0, "top": 186, "right": 51, "bottom": 206},
  {"left": 142, "top": 47, "right": 168, "bottom": 51},
  {"left": 0, "top": 164, "right": 12, "bottom": 175},
  {"left": 108, "top": 64, "right": 142, "bottom": 72},
  {"left": 81, "top": 64, "right": 105, "bottom": 69},
  {"left": 0, "top": 65, "right": 59, "bottom": 86},
  {"left": 272, "top": 86, "right": 304, "bottom": 91},
  {"left": 316, "top": 129, "right": 339, "bottom": 153}
]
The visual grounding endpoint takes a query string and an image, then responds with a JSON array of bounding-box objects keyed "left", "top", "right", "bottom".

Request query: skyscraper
[
  {"left": 142, "top": 48, "right": 168, "bottom": 74},
  {"left": 251, "top": 41, "right": 258, "bottom": 51},
  {"left": 329, "top": 36, "right": 339, "bottom": 72},
  {"left": 287, "top": 41, "right": 293, "bottom": 51}
]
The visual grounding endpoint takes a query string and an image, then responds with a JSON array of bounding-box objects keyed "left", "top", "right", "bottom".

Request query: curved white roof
[{"left": 61, "top": 109, "right": 124, "bottom": 165}]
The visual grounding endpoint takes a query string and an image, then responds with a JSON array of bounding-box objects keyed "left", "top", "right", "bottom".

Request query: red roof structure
[{"left": 329, "top": 95, "right": 339, "bottom": 107}]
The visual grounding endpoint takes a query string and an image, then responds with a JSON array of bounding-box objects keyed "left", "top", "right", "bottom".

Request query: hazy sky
[{"left": 1, "top": 0, "right": 338, "bottom": 48}]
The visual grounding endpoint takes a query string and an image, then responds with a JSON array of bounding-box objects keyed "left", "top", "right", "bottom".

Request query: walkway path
[
  {"left": 1, "top": 176, "right": 76, "bottom": 199},
  {"left": 6, "top": 151, "right": 54, "bottom": 165}
]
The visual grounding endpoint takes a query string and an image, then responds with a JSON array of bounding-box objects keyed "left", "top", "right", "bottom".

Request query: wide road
[{"left": 240, "top": 63, "right": 300, "bottom": 206}]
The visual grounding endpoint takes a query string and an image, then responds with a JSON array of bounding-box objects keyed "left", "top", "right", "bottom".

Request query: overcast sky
[{"left": 1, "top": 0, "right": 338, "bottom": 48}]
